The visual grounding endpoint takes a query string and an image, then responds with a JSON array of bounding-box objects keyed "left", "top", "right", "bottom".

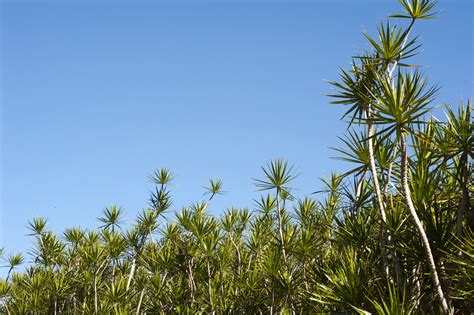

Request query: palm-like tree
[{"left": 372, "top": 70, "right": 450, "bottom": 313}]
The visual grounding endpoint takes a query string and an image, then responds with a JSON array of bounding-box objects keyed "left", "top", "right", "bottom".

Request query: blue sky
[{"left": 1, "top": 0, "right": 472, "bottom": 259}]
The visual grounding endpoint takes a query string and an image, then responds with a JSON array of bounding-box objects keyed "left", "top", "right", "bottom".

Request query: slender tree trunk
[
  {"left": 94, "top": 275, "right": 98, "bottom": 314},
  {"left": 188, "top": 258, "right": 195, "bottom": 302},
  {"left": 276, "top": 188, "right": 287, "bottom": 263},
  {"left": 367, "top": 122, "right": 390, "bottom": 277},
  {"left": 399, "top": 133, "right": 451, "bottom": 314},
  {"left": 387, "top": 19, "right": 415, "bottom": 80},
  {"left": 127, "top": 257, "right": 136, "bottom": 291},
  {"left": 5, "top": 267, "right": 13, "bottom": 283},
  {"left": 136, "top": 288, "right": 145, "bottom": 315},
  {"left": 412, "top": 262, "right": 423, "bottom": 310},
  {"left": 270, "top": 279, "right": 275, "bottom": 315}
]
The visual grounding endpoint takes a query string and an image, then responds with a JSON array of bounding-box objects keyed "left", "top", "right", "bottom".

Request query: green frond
[
  {"left": 391, "top": 0, "right": 437, "bottom": 20},
  {"left": 149, "top": 167, "right": 175, "bottom": 185},
  {"left": 254, "top": 159, "right": 296, "bottom": 191}
]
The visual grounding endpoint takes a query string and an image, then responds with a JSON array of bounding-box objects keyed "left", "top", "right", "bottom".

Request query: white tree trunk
[{"left": 400, "top": 133, "right": 451, "bottom": 314}]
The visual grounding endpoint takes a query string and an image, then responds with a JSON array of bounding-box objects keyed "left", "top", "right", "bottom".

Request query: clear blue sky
[{"left": 1, "top": 0, "right": 472, "bottom": 259}]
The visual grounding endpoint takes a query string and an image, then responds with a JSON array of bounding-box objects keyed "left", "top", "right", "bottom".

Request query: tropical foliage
[{"left": 1, "top": 0, "right": 472, "bottom": 313}]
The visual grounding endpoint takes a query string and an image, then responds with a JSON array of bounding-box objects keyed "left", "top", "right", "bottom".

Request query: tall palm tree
[{"left": 371, "top": 70, "right": 451, "bottom": 313}]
